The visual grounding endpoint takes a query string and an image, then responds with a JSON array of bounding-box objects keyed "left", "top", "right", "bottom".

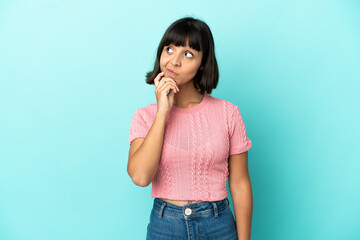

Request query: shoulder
[
  {"left": 134, "top": 103, "right": 157, "bottom": 114},
  {"left": 131, "top": 103, "right": 157, "bottom": 121},
  {"left": 207, "top": 95, "right": 238, "bottom": 113}
]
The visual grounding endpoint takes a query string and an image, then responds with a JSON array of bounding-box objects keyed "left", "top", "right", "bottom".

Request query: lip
[{"left": 167, "top": 69, "right": 178, "bottom": 76}]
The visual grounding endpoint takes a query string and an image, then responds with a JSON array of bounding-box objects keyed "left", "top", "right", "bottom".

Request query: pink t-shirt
[{"left": 128, "top": 94, "right": 252, "bottom": 201}]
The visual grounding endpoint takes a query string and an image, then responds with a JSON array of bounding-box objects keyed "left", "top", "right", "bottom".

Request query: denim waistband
[{"left": 152, "top": 198, "right": 230, "bottom": 220}]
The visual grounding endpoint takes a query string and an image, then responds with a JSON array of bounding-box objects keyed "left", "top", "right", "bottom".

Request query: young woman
[{"left": 128, "top": 17, "right": 253, "bottom": 240}]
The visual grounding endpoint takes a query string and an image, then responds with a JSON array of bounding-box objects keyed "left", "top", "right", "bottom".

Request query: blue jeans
[{"left": 146, "top": 197, "right": 238, "bottom": 240}]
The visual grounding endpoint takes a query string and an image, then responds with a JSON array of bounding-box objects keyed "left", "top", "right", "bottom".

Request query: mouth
[{"left": 167, "top": 69, "right": 178, "bottom": 77}]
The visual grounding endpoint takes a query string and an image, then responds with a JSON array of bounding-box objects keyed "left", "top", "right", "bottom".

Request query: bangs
[
  {"left": 146, "top": 17, "right": 218, "bottom": 94},
  {"left": 163, "top": 24, "right": 202, "bottom": 52}
]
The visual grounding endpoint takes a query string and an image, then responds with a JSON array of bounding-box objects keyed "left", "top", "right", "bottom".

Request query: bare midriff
[{"left": 160, "top": 198, "right": 203, "bottom": 206}]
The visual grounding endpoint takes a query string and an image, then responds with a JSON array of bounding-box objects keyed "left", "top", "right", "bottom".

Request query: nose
[{"left": 170, "top": 52, "right": 181, "bottom": 66}]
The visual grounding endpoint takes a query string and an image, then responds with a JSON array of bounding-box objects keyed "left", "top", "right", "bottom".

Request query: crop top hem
[{"left": 151, "top": 192, "right": 229, "bottom": 202}]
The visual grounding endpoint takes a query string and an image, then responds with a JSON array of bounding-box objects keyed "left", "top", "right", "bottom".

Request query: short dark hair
[{"left": 145, "top": 17, "right": 219, "bottom": 94}]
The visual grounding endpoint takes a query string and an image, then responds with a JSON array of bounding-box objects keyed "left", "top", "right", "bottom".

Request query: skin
[
  {"left": 129, "top": 37, "right": 253, "bottom": 237},
  {"left": 156, "top": 39, "right": 206, "bottom": 206},
  {"left": 130, "top": 38, "right": 253, "bottom": 238},
  {"left": 156, "top": 41, "right": 253, "bottom": 239},
  {"left": 159, "top": 40, "right": 205, "bottom": 110},
  {"left": 229, "top": 151, "right": 253, "bottom": 240}
]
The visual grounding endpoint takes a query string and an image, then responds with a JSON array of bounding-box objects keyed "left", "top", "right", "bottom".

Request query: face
[{"left": 159, "top": 40, "right": 203, "bottom": 85}]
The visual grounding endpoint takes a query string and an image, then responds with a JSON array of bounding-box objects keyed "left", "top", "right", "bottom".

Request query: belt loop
[
  {"left": 225, "top": 198, "right": 230, "bottom": 207},
  {"left": 212, "top": 202, "right": 218, "bottom": 218},
  {"left": 158, "top": 202, "right": 166, "bottom": 219}
]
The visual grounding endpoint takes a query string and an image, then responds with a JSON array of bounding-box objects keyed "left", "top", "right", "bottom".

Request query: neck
[{"left": 173, "top": 82, "right": 204, "bottom": 108}]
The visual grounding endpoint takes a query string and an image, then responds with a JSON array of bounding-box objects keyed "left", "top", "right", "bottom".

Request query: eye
[
  {"left": 165, "top": 46, "right": 194, "bottom": 58},
  {"left": 185, "top": 52, "right": 193, "bottom": 58}
]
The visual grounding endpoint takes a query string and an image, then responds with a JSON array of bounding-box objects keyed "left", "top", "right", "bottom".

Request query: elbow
[
  {"left": 128, "top": 171, "right": 152, "bottom": 187},
  {"left": 127, "top": 162, "right": 153, "bottom": 187},
  {"left": 132, "top": 177, "right": 151, "bottom": 187}
]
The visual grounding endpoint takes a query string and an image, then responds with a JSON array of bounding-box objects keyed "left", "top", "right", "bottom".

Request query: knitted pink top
[{"left": 128, "top": 94, "right": 252, "bottom": 201}]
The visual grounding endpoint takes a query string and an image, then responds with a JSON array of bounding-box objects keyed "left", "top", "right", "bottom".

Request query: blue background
[{"left": 1, "top": 0, "right": 359, "bottom": 239}]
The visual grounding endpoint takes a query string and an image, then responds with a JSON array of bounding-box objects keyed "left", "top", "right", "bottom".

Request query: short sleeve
[
  {"left": 128, "top": 108, "right": 150, "bottom": 146},
  {"left": 228, "top": 105, "right": 252, "bottom": 155}
]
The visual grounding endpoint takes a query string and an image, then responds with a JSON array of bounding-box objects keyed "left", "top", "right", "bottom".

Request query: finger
[
  {"left": 164, "top": 85, "right": 178, "bottom": 95},
  {"left": 156, "top": 78, "right": 177, "bottom": 91},
  {"left": 159, "top": 83, "right": 179, "bottom": 95},
  {"left": 156, "top": 77, "right": 168, "bottom": 90},
  {"left": 154, "top": 72, "right": 165, "bottom": 87},
  {"left": 158, "top": 81, "right": 178, "bottom": 92},
  {"left": 160, "top": 78, "right": 179, "bottom": 91},
  {"left": 161, "top": 77, "right": 178, "bottom": 87},
  {"left": 158, "top": 83, "right": 177, "bottom": 95}
]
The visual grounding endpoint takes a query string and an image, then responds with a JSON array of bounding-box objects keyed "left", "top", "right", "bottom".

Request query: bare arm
[
  {"left": 229, "top": 151, "right": 253, "bottom": 240},
  {"left": 127, "top": 111, "right": 167, "bottom": 187},
  {"left": 127, "top": 71, "right": 179, "bottom": 187}
]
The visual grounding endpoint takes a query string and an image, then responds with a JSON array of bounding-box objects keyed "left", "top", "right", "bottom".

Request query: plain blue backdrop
[{"left": 0, "top": 0, "right": 359, "bottom": 239}]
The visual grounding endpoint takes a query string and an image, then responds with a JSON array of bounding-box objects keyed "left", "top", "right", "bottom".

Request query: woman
[{"left": 128, "top": 17, "right": 253, "bottom": 240}]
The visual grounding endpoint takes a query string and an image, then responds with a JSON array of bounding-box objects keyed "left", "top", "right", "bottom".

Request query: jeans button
[{"left": 185, "top": 208, "right": 192, "bottom": 215}]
